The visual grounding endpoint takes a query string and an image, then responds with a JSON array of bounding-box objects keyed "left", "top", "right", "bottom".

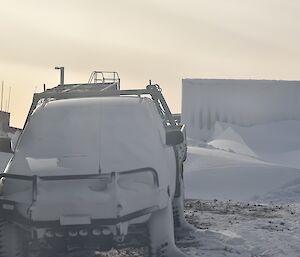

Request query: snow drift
[{"left": 184, "top": 120, "right": 300, "bottom": 202}]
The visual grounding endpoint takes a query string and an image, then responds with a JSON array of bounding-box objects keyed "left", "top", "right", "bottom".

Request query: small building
[
  {"left": 0, "top": 111, "right": 10, "bottom": 134},
  {"left": 0, "top": 111, "right": 21, "bottom": 152},
  {"left": 0, "top": 110, "right": 20, "bottom": 135}
]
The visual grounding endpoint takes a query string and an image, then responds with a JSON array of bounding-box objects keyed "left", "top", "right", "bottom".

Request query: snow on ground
[
  {"left": 68, "top": 200, "right": 300, "bottom": 257},
  {"left": 181, "top": 200, "right": 300, "bottom": 257},
  {"left": 184, "top": 145, "right": 300, "bottom": 202}
]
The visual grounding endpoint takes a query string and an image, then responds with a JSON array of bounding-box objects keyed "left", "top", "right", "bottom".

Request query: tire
[
  {"left": 0, "top": 218, "right": 27, "bottom": 257},
  {"left": 147, "top": 201, "right": 187, "bottom": 257}
]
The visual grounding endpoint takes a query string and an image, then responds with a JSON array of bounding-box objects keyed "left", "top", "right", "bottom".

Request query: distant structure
[
  {"left": 0, "top": 111, "right": 10, "bottom": 134},
  {"left": 0, "top": 110, "right": 21, "bottom": 135},
  {"left": 182, "top": 79, "right": 300, "bottom": 140},
  {"left": 0, "top": 111, "right": 21, "bottom": 152}
]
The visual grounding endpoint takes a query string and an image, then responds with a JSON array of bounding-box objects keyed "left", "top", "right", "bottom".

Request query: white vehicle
[{"left": 0, "top": 72, "right": 188, "bottom": 257}]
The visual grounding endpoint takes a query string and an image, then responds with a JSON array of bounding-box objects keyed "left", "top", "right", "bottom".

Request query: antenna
[
  {"left": 1, "top": 80, "right": 3, "bottom": 111},
  {"left": 55, "top": 66, "right": 65, "bottom": 86},
  {"left": 7, "top": 86, "right": 11, "bottom": 112}
]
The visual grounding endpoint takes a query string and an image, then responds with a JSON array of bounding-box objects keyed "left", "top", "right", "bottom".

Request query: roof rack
[{"left": 24, "top": 72, "right": 179, "bottom": 128}]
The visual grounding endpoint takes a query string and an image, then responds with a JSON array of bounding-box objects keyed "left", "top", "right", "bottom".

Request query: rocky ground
[{"left": 63, "top": 199, "right": 300, "bottom": 257}]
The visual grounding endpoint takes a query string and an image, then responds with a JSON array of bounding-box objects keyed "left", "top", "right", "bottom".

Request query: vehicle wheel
[
  {"left": 0, "top": 218, "right": 28, "bottom": 257},
  {"left": 147, "top": 201, "right": 187, "bottom": 257}
]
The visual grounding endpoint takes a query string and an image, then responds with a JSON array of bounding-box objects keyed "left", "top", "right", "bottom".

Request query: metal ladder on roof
[{"left": 88, "top": 71, "right": 120, "bottom": 89}]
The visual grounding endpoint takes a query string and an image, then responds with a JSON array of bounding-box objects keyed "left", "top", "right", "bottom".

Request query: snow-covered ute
[{"left": 0, "top": 77, "right": 189, "bottom": 257}]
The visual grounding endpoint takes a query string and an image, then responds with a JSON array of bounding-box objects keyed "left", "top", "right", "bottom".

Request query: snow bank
[
  {"left": 184, "top": 146, "right": 300, "bottom": 201},
  {"left": 261, "top": 178, "right": 300, "bottom": 203},
  {"left": 208, "top": 120, "right": 300, "bottom": 169},
  {"left": 182, "top": 79, "right": 300, "bottom": 141},
  {"left": 184, "top": 120, "right": 300, "bottom": 202}
]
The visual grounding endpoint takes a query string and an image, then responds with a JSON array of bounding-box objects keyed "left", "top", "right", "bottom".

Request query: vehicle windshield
[{"left": 11, "top": 97, "right": 166, "bottom": 174}]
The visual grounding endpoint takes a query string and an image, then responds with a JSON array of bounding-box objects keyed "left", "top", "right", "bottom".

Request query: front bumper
[
  {"left": 0, "top": 167, "right": 168, "bottom": 228},
  {"left": 1, "top": 167, "right": 168, "bottom": 251}
]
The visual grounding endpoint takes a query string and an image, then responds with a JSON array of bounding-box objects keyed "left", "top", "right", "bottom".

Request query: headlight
[{"left": 117, "top": 168, "right": 159, "bottom": 189}]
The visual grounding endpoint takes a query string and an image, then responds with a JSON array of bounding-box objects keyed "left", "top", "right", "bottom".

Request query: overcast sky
[{"left": 1, "top": 0, "right": 299, "bottom": 127}]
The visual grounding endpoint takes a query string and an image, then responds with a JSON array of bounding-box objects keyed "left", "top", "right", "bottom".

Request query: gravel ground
[{"left": 60, "top": 199, "right": 300, "bottom": 257}]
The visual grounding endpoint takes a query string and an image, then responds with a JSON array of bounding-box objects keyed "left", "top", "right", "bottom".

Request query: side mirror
[
  {"left": 166, "top": 130, "right": 184, "bottom": 146},
  {"left": 0, "top": 137, "right": 13, "bottom": 153}
]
